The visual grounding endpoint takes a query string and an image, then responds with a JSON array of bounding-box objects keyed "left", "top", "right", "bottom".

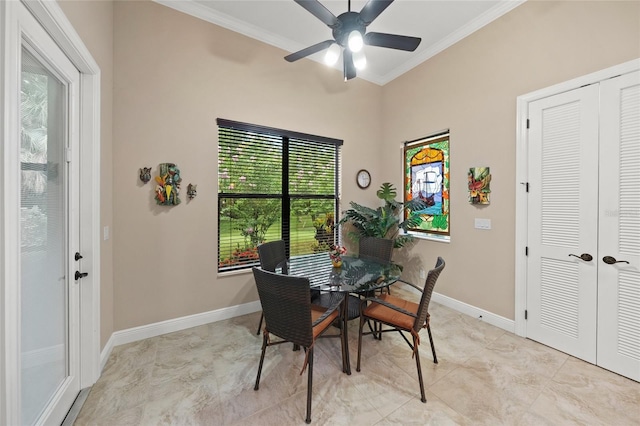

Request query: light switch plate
[{"left": 474, "top": 218, "right": 491, "bottom": 230}]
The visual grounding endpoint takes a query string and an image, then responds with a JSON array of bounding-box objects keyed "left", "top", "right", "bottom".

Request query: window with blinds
[{"left": 217, "top": 119, "right": 342, "bottom": 272}]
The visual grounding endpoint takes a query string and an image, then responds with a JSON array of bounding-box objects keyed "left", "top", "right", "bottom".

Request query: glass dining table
[{"left": 280, "top": 254, "right": 402, "bottom": 374}]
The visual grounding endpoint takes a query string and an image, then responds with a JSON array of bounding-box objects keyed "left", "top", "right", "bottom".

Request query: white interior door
[
  {"left": 597, "top": 71, "right": 640, "bottom": 381},
  {"left": 526, "top": 84, "right": 600, "bottom": 363},
  {"left": 19, "top": 4, "right": 81, "bottom": 424}
]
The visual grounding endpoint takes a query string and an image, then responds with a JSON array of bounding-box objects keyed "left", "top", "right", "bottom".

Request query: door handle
[
  {"left": 602, "top": 256, "right": 629, "bottom": 265},
  {"left": 75, "top": 252, "right": 83, "bottom": 261},
  {"left": 568, "top": 253, "right": 593, "bottom": 262},
  {"left": 75, "top": 271, "right": 89, "bottom": 280}
]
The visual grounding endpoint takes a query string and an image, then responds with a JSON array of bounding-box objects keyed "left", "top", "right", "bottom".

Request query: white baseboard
[
  {"left": 432, "top": 292, "right": 515, "bottom": 333},
  {"left": 99, "top": 294, "right": 514, "bottom": 371},
  {"left": 100, "top": 300, "right": 262, "bottom": 370},
  {"left": 99, "top": 335, "right": 115, "bottom": 372}
]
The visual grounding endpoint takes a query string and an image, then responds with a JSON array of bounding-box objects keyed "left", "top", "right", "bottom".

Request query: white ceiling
[{"left": 154, "top": 0, "right": 525, "bottom": 85}]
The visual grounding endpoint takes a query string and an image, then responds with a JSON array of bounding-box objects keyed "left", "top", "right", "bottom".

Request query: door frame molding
[
  {"left": 514, "top": 58, "right": 640, "bottom": 338},
  {"left": 0, "top": 1, "right": 101, "bottom": 424}
]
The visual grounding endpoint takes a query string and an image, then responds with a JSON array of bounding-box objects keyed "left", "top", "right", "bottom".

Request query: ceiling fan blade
[
  {"left": 294, "top": 0, "right": 338, "bottom": 27},
  {"left": 343, "top": 49, "right": 356, "bottom": 81},
  {"left": 359, "top": 0, "right": 394, "bottom": 25},
  {"left": 364, "top": 32, "right": 421, "bottom": 51},
  {"left": 285, "top": 40, "right": 335, "bottom": 62}
]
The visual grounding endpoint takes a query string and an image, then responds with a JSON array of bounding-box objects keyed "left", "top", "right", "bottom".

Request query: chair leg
[
  {"left": 339, "top": 313, "right": 347, "bottom": 374},
  {"left": 256, "top": 312, "right": 264, "bottom": 335},
  {"left": 427, "top": 324, "right": 438, "bottom": 364},
  {"left": 305, "top": 348, "right": 314, "bottom": 424},
  {"left": 413, "top": 335, "right": 427, "bottom": 403},
  {"left": 365, "top": 319, "right": 379, "bottom": 339},
  {"left": 254, "top": 333, "right": 268, "bottom": 391},
  {"left": 356, "top": 315, "right": 365, "bottom": 372}
]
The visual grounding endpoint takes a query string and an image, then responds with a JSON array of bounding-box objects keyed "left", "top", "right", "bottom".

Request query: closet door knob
[
  {"left": 602, "top": 256, "right": 629, "bottom": 265},
  {"left": 569, "top": 253, "right": 593, "bottom": 262}
]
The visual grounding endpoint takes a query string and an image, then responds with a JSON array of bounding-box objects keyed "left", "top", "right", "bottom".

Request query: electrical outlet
[{"left": 419, "top": 269, "right": 426, "bottom": 279}]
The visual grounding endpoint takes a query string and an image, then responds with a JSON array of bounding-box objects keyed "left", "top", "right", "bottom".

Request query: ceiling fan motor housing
[
  {"left": 285, "top": 0, "right": 422, "bottom": 80},
  {"left": 332, "top": 12, "right": 366, "bottom": 47}
]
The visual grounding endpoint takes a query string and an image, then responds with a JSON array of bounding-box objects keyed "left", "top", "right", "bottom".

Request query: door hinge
[
  {"left": 525, "top": 310, "right": 528, "bottom": 320},
  {"left": 65, "top": 147, "right": 72, "bottom": 163},
  {"left": 526, "top": 119, "right": 530, "bottom": 129},
  {"left": 525, "top": 246, "right": 529, "bottom": 256},
  {"left": 526, "top": 182, "right": 529, "bottom": 192}
]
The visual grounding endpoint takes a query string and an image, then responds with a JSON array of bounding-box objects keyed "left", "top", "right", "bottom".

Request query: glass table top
[{"left": 285, "top": 254, "right": 402, "bottom": 293}]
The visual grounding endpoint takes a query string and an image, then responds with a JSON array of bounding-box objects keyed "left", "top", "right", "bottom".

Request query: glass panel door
[{"left": 20, "top": 46, "right": 70, "bottom": 425}]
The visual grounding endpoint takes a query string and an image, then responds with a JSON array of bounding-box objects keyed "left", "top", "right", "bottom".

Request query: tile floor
[{"left": 74, "top": 284, "right": 640, "bottom": 425}]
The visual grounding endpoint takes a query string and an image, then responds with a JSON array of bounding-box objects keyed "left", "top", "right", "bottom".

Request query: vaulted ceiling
[{"left": 155, "top": 0, "right": 525, "bottom": 85}]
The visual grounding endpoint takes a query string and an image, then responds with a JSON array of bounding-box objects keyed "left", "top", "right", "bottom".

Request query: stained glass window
[{"left": 403, "top": 133, "right": 450, "bottom": 237}]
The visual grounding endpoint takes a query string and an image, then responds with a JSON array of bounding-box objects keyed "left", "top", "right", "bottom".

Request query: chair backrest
[
  {"left": 257, "top": 240, "right": 287, "bottom": 274},
  {"left": 252, "top": 267, "right": 313, "bottom": 347},
  {"left": 358, "top": 236, "right": 394, "bottom": 264},
  {"left": 413, "top": 257, "right": 446, "bottom": 332}
]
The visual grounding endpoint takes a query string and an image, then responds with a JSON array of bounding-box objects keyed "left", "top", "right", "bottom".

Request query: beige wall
[
  {"left": 112, "top": 0, "right": 383, "bottom": 330},
  {"left": 382, "top": 0, "right": 640, "bottom": 319},
  {"left": 57, "top": 0, "right": 115, "bottom": 348},
  {"left": 58, "top": 0, "right": 639, "bottom": 345}
]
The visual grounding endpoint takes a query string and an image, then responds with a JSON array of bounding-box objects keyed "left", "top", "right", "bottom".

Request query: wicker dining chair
[
  {"left": 315, "top": 237, "right": 395, "bottom": 326},
  {"left": 359, "top": 236, "right": 394, "bottom": 296},
  {"left": 358, "top": 236, "right": 394, "bottom": 264},
  {"left": 255, "top": 240, "right": 287, "bottom": 335},
  {"left": 356, "top": 257, "right": 445, "bottom": 403},
  {"left": 252, "top": 267, "right": 344, "bottom": 424},
  {"left": 256, "top": 240, "right": 322, "bottom": 334}
]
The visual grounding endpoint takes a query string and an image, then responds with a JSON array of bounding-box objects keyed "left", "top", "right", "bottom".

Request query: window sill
[
  {"left": 407, "top": 231, "right": 450, "bottom": 244},
  {"left": 217, "top": 268, "right": 253, "bottom": 278}
]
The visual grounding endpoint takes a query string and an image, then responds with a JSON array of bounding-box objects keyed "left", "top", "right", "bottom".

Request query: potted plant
[{"left": 339, "top": 182, "right": 428, "bottom": 248}]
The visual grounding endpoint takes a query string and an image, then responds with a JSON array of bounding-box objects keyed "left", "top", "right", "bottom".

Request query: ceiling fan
[{"left": 285, "top": 0, "right": 421, "bottom": 81}]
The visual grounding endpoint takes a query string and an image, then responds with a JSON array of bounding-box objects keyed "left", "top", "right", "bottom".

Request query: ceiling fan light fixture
[
  {"left": 347, "top": 30, "right": 363, "bottom": 52},
  {"left": 353, "top": 50, "right": 366, "bottom": 70},
  {"left": 324, "top": 43, "right": 341, "bottom": 65},
  {"left": 286, "top": 0, "right": 422, "bottom": 81}
]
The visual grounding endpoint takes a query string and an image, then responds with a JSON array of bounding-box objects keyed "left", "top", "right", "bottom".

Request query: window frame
[
  {"left": 403, "top": 130, "right": 451, "bottom": 240},
  {"left": 217, "top": 118, "right": 343, "bottom": 272}
]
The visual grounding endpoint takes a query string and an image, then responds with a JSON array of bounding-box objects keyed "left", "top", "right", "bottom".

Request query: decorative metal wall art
[
  {"left": 468, "top": 167, "right": 491, "bottom": 204},
  {"left": 187, "top": 183, "right": 197, "bottom": 199},
  {"left": 154, "top": 163, "right": 182, "bottom": 205},
  {"left": 139, "top": 167, "right": 152, "bottom": 183}
]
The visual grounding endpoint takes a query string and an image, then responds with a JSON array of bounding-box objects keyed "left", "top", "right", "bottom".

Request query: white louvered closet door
[
  {"left": 597, "top": 71, "right": 640, "bottom": 381},
  {"left": 526, "top": 84, "right": 600, "bottom": 363}
]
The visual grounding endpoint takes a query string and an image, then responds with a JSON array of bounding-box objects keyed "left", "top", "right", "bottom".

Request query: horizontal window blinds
[{"left": 217, "top": 119, "right": 342, "bottom": 272}]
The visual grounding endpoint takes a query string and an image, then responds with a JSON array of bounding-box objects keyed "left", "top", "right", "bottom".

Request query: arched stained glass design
[{"left": 404, "top": 133, "right": 450, "bottom": 237}]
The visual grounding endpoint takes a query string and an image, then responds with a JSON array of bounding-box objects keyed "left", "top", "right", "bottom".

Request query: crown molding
[
  {"left": 154, "top": 0, "right": 526, "bottom": 86},
  {"left": 379, "top": 0, "right": 526, "bottom": 85},
  {"left": 154, "top": 0, "right": 301, "bottom": 52}
]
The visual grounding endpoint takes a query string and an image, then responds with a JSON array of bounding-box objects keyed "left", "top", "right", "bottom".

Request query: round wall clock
[{"left": 356, "top": 169, "right": 371, "bottom": 189}]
